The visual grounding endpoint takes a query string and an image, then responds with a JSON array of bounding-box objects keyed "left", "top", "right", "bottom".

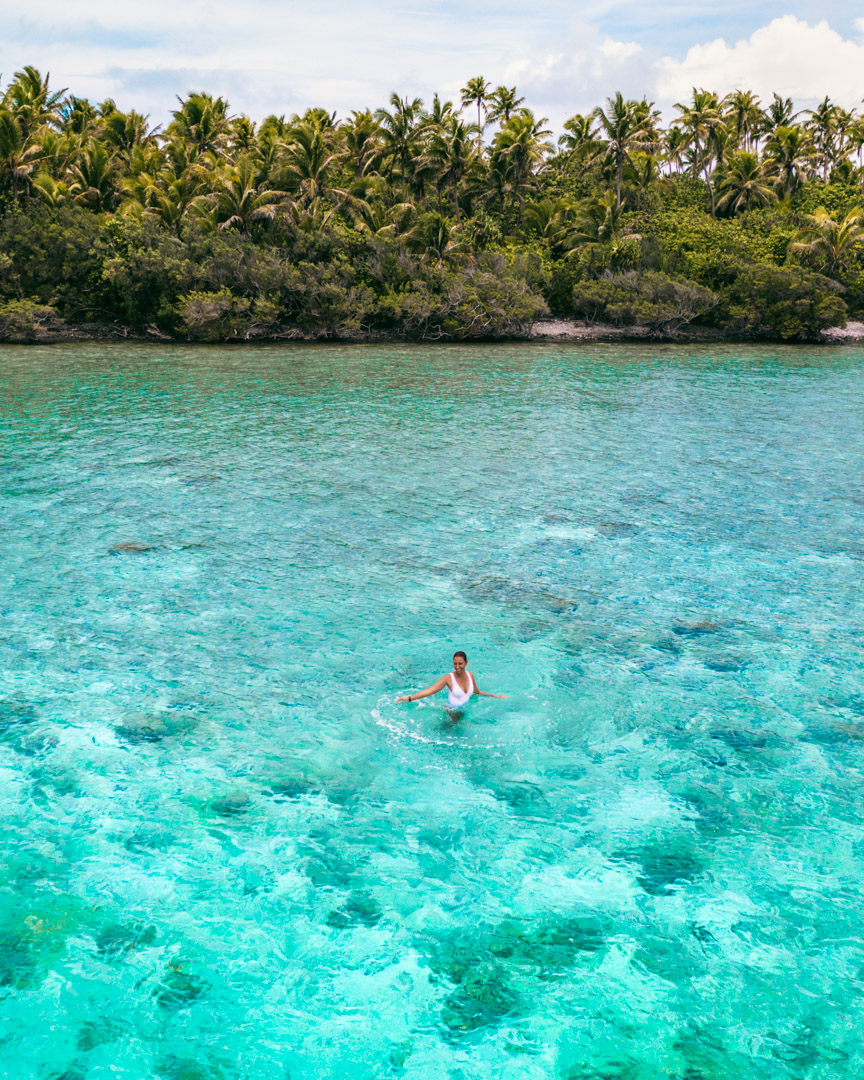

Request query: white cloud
[
  {"left": 0, "top": 5, "right": 861, "bottom": 131},
  {"left": 505, "top": 14, "right": 864, "bottom": 127},
  {"left": 504, "top": 22, "right": 655, "bottom": 126},
  {"left": 656, "top": 16, "right": 864, "bottom": 109}
]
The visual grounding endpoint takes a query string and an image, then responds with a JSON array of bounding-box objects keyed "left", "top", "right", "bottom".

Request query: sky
[{"left": 1, "top": 0, "right": 863, "bottom": 129}]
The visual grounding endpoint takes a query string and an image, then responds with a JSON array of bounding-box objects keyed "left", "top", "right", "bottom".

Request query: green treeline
[{"left": 1, "top": 66, "right": 863, "bottom": 341}]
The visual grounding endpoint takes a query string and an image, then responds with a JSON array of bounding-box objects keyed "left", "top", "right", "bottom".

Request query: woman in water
[{"left": 396, "top": 651, "right": 506, "bottom": 708}]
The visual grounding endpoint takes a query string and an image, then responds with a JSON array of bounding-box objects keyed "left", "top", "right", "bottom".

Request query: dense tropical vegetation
[{"left": 1, "top": 66, "right": 863, "bottom": 341}]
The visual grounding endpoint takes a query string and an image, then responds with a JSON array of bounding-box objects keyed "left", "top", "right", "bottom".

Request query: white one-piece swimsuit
[{"left": 447, "top": 671, "right": 475, "bottom": 708}]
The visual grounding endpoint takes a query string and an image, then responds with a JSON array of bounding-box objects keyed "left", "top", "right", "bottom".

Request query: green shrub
[
  {"left": 101, "top": 220, "right": 194, "bottom": 326},
  {"left": 378, "top": 256, "right": 547, "bottom": 339},
  {"left": 0, "top": 299, "right": 63, "bottom": 341},
  {"left": 644, "top": 209, "right": 777, "bottom": 284},
  {"left": 714, "top": 264, "right": 846, "bottom": 339},
  {"left": 571, "top": 271, "right": 717, "bottom": 335},
  {"left": 175, "top": 289, "right": 253, "bottom": 341},
  {"left": 0, "top": 207, "right": 106, "bottom": 318}
]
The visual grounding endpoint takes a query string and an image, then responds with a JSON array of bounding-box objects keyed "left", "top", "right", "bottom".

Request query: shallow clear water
[{"left": 1, "top": 342, "right": 864, "bottom": 1079}]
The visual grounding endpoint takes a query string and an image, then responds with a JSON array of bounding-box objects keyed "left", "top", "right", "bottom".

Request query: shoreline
[{"left": 4, "top": 319, "right": 864, "bottom": 346}]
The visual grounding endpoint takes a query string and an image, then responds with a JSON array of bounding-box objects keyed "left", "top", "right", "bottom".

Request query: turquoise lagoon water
[{"left": 1, "top": 342, "right": 864, "bottom": 1080}]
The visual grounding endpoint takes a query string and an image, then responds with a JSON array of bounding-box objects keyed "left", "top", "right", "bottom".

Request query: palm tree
[
  {"left": 568, "top": 190, "right": 642, "bottom": 269},
  {"left": 36, "top": 129, "right": 76, "bottom": 181},
  {"left": 806, "top": 97, "right": 842, "bottom": 179},
  {"left": 102, "top": 109, "right": 155, "bottom": 156},
  {"left": 761, "top": 93, "right": 797, "bottom": 137},
  {"left": 764, "top": 125, "right": 815, "bottom": 198},
  {"left": 253, "top": 123, "right": 287, "bottom": 183},
  {"left": 407, "top": 211, "right": 466, "bottom": 265},
  {"left": 120, "top": 144, "right": 208, "bottom": 233},
  {"left": 145, "top": 176, "right": 206, "bottom": 232},
  {"left": 663, "top": 127, "right": 688, "bottom": 174},
  {"left": 348, "top": 194, "right": 415, "bottom": 239},
  {"left": 625, "top": 152, "right": 659, "bottom": 196},
  {"left": 592, "top": 92, "right": 660, "bottom": 208},
  {"left": 62, "top": 96, "right": 98, "bottom": 137},
  {"left": 67, "top": 141, "right": 119, "bottom": 211},
  {"left": 715, "top": 151, "right": 776, "bottom": 214},
  {"left": 673, "top": 89, "right": 726, "bottom": 215},
  {"left": 168, "top": 92, "right": 231, "bottom": 156},
  {"left": 375, "top": 94, "right": 424, "bottom": 191},
  {"left": 460, "top": 76, "right": 490, "bottom": 143},
  {"left": 277, "top": 123, "right": 336, "bottom": 203},
  {"left": 296, "top": 107, "right": 337, "bottom": 132},
  {"left": 489, "top": 110, "right": 553, "bottom": 218},
  {"left": 558, "top": 114, "right": 601, "bottom": 175},
  {"left": 488, "top": 86, "right": 524, "bottom": 126},
  {"left": 847, "top": 115, "right": 864, "bottom": 168},
  {"left": 790, "top": 207, "right": 864, "bottom": 276},
  {"left": 3, "top": 66, "right": 66, "bottom": 139},
  {"left": 284, "top": 198, "right": 336, "bottom": 234},
  {"left": 830, "top": 159, "right": 863, "bottom": 186},
  {"left": 418, "top": 116, "right": 478, "bottom": 222},
  {"left": 229, "top": 116, "right": 257, "bottom": 154},
  {"left": 723, "top": 89, "right": 761, "bottom": 151},
  {"left": 31, "top": 171, "right": 70, "bottom": 207},
  {"left": 0, "top": 110, "right": 42, "bottom": 198},
  {"left": 521, "top": 197, "right": 579, "bottom": 255},
  {"left": 425, "top": 94, "right": 455, "bottom": 127},
  {"left": 339, "top": 111, "right": 383, "bottom": 177},
  {"left": 196, "top": 156, "right": 286, "bottom": 230}
]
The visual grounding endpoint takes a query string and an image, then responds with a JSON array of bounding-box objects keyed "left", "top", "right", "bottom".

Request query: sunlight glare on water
[{"left": 1, "top": 342, "right": 863, "bottom": 1079}]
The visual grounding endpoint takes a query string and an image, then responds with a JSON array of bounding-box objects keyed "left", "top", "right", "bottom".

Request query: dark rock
[
  {"left": 672, "top": 620, "right": 722, "bottom": 637},
  {"left": 156, "top": 1058, "right": 225, "bottom": 1080},
  {"left": 304, "top": 850, "right": 355, "bottom": 888},
  {"left": 617, "top": 842, "right": 706, "bottom": 896},
  {"left": 710, "top": 730, "right": 768, "bottom": 750},
  {"left": 596, "top": 522, "right": 638, "bottom": 538},
  {"left": 209, "top": 792, "right": 250, "bottom": 817},
  {"left": 263, "top": 777, "right": 319, "bottom": 799},
  {"left": 440, "top": 963, "right": 519, "bottom": 1033},
  {"left": 0, "top": 699, "right": 39, "bottom": 727},
  {"left": 95, "top": 920, "right": 157, "bottom": 957},
  {"left": 489, "top": 779, "right": 548, "bottom": 812},
  {"left": 326, "top": 891, "right": 382, "bottom": 929},
  {"left": 704, "top": 655, "right": 747, "bottom": 672},
  {"left": 77, "top": 1017, "right": 123, "bottom": 1052},
  {"left": 124, "top": 826, "right": 175, "bottom": 852},
  {"left": 488, "top": 915, "right": 608, "bottom": 968},
  {"left": 152, "top": 961, "right": 210, "bottom": 1009},
  {"left": 115, "top": 712, "right": 195, "bottom": 745}
]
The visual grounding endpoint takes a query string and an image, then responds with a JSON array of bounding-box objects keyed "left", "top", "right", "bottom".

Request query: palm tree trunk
[{"left": 616, "top": 151, "right": 622, "bottom": 209}]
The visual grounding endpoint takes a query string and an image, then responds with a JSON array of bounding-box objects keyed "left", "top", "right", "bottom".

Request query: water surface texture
[{"left": 1, "top": 343, "right": 863, "bottom": 1080}]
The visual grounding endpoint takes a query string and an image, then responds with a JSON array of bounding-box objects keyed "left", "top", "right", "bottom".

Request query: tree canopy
[{"left": 1, "top": 67, "right": 862, "bottom": 342}]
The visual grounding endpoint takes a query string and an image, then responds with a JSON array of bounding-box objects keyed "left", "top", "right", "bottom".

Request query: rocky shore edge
[{"left": 4, "top": 319, "right": 864, "bottom": 346}]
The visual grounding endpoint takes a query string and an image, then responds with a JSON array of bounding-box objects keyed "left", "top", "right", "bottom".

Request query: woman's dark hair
[{"left": 453, "top": 651, "right": 467, "bottom": 662}]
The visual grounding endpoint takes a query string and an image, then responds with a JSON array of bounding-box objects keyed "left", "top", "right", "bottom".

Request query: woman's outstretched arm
[
  {"left": 472, "top": 674, "right": 507, "bottom": 699},
  {"left": 396, "top": 675, "right": 449, "bottom": 703}
]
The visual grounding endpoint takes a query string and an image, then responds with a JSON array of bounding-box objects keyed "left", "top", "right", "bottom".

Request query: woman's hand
[{"left": 395, "top": 695, "right": 411, "bottom": 703}]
